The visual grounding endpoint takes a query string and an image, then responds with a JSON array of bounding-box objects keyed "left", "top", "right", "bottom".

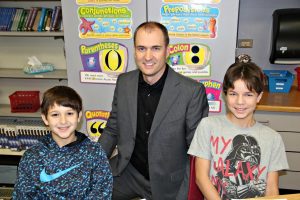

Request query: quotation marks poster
[
  {"left": 78, "top": 6, "right": 133, "bottom": 39},
  {"left": 167, "top": 43, "right": 211, "bottom": 78},
  {"left": 85, "top": 110, "right": 110, "bottom": 142},
  {"left": 80, "top": 42, "right": 128, "bottom": 84},
  {"left": 160, "top": 4, "right": 219, "bottom": 38},
  {"left": 199, "top": 79, "right": 222, "bottom": 113}
]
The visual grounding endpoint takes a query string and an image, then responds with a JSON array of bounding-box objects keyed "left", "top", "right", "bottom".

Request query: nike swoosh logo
[{"left": 40, "top": 163, "right": 81, "bottom": 183}]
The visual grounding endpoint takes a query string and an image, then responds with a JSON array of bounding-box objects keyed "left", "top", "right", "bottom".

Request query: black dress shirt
[{"left": 130, "top": 66, "right": 169, "bottom": 180}]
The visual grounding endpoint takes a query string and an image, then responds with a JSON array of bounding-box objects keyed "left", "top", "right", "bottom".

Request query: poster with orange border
[
  {"left": 85, "top": 110, "right": 110, "bottom": 141},
  {"left": 161, "top": 4, "right": 219, "bottom": 39}
]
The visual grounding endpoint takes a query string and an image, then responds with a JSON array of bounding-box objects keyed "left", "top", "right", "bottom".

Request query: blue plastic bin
[{"left": 263, "top": 70, "right": 294, "bottom": 93}]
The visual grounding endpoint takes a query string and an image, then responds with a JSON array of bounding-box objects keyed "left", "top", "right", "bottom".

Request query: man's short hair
[{"left": 133, "top": 21, "right": 169, "bottom": 47}]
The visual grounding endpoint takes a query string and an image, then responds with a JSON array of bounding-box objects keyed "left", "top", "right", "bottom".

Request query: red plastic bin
[
  {"left": 295, "top": 67, "right": 300, "bottom": 91},
  {"left": 9, "top": 91, "right": 40, "bottom": 113}
]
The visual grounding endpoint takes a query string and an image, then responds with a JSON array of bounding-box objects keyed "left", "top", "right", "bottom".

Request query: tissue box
[
  {"left": 9, "top": 91, "right": 40, "bottom": 112},
  {"left": 23, "top": 63, "right": 55, "bottom": 74},
  {"left": 264, "top": 70, "right": 294, "bottom": 93}
]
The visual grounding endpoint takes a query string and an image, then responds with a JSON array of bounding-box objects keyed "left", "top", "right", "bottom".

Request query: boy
[
  {"left": 13, "top": 86, "right": 112, "bottom": 199},
  {"left": 188, "top": 54, "right": 289, "bottom": 200}
]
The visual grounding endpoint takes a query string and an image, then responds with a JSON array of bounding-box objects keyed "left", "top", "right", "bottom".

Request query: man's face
[{"left": 134, "top": 27, "right": 169, "bottom": 85}]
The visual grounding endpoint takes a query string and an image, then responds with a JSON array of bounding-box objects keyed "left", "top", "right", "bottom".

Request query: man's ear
[
  {"left": 41, "top": 114, "right": 49, "bottom": 126},
  {"left": 166, "top": 45, "right": 170, "bottom": 58},
  {"left": 78, "top": 111, "right": 83, "bottom": 122}
]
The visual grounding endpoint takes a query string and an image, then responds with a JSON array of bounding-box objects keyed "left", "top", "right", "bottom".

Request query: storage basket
[
  {"left": 264, "top": 70, "right": 294, "bottom": 93},
  {"left": 9, "top": 91, "right": 40, "bottom": 113},
  {"left": 295, "top": 67, "right": 300, "bottom": 91}
]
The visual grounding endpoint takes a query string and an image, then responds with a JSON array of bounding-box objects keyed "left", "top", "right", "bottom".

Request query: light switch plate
[{"left": 238, "top": 39, "right": 253, "bottom": 48}]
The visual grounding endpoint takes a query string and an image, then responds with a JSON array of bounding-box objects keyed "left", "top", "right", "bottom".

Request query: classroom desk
[{"left": 247, "top": 193, "right": 300, "bottom": 200}]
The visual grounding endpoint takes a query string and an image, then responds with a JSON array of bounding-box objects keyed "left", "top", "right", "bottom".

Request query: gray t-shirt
[{"left": 188, "top": 115, "right": 289, "bottom": 200}]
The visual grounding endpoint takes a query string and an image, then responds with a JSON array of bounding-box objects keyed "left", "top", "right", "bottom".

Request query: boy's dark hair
[
  {"left": 133, "top": 21, "right": 169, "bottom": 47},
  {"left": 41, "top": 86, "right": 82, "bottom": 117},
  {"left": 223, "top": 54, "right": 264, "bottom": 95}
]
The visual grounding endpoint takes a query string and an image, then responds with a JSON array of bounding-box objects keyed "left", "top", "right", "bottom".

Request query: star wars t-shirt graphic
[{"left": 212, "top": 134, "right": 267, "bottom": 200}]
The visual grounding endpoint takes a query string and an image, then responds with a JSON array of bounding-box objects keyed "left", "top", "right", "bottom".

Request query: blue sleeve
[
  {"left": 85, "top": 147, "right": 113, "bottom": 199},
  {"left": 12, "top": 151, "right": 38, "bottom": 199}
]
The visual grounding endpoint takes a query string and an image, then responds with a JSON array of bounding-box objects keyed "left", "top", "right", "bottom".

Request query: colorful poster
[
  {"left": 79, "top": 42, "right": 128, "bottom": 84},
  {"left": 167, "top": 43, "right": 211, "bottom": 78},
  {"left": 85, "top": 110, "right": 110, "bottom": 142},
  {"left": 160, "top": 4, "right": 219, "bottom": 38},
  {"left": 76, "top": 0, "right": 131, "bottom": 4},
  {"left": 78, "top": 6, "right": 132, "bottom": 39},
  {"left": 199, "top": 79, "right": 222, "bottom": 113},
  {"left": 163, "top": 0, "right": 221, "bottom": 4}
]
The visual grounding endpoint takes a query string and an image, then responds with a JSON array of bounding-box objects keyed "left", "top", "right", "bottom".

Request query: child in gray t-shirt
[{"left": 188, "top": 54, "right": 289, "bottom": 200}]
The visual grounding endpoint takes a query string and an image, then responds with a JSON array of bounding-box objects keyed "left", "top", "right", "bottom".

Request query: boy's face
[
  {"left": 226, "top": 79, "right": 262, "bottom": 127},
  {"left": 41, "top": 103, "right": 82, "bottom": 147}
]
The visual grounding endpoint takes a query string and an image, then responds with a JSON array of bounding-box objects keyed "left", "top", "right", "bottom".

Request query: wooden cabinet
[{"left": 255, "top": 111, "right": 300, "bottom": 190}]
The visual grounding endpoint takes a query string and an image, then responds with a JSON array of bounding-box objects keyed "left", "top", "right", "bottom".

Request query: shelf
[
  {"left": 257, "top": 86, "right": 300, "bottom": 112},
  {"left": 0, "top": 104, "right": 41, "bottom": 117},
  {"left": 0, "top": 31, "right": 64, "bottom": 37},
  {"left": 0, "top": 149, "right": 24, "bottom": 156},
  {"left": 0, "top": 68, "right": 67, "bottom": 80}
]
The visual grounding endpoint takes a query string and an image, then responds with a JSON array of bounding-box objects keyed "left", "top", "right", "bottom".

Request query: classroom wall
[
  {"left": 236, "top": 0, "right": 300, "bottom": 72},
  {"left": 62, "top": 1, "right": 239, "bottom": 134}
]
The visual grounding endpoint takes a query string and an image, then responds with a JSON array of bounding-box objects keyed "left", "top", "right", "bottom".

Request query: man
[{"left": 99, "top": 21, "right": 209, "bottom": 200}]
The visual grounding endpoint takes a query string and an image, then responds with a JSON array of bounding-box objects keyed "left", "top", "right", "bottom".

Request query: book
[
  {"left": 0, "top": 8, "right": 8, "bottom": 31},
  {"left": 28, "top": 7, "right": 39, "bottom": 31},
  {"left": 0, "top": 8, "right": 2, "bottom": 30},
  {"left": 60, "top": 17, "right": 63, "bottom": 31},
  {"left": 49, "top": 6, "right": 57, "bottom": 31},
  {"left": 4, "top": 8, "right": 13, "bottom": 31},
  {"left": 37, "top": 7, "right": 47, "bottom": 32},
  {"left": 7, "top": 8, "right": 17, "bottom": 31},
  {"left": 52, "top": 6, "right": 62, "bottom": 31},
  {"left": 0, "top": 8, "right": 5, "bottom": 31},
  {"left": 23, "top": 7, "right": 33, "bottom": 31},
  {"left": 42, "top": 8, "right": 52, "bottom": 31},
  {"left": 44, "top": 8, "right": 53, "bottom": 31},
  {"left": 17, "top": 9, "right": 28, "bottom": 31},
  {"left": 10, "top": 8, "right": 23, "bottom": 31},
  {"left": 32, "top": 9, "right": 41, "bottom": 31}
]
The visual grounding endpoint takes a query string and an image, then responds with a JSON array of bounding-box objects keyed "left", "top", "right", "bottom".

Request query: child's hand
[{"left": 249, "top": 179, "right": 266, "bottom": 195}]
